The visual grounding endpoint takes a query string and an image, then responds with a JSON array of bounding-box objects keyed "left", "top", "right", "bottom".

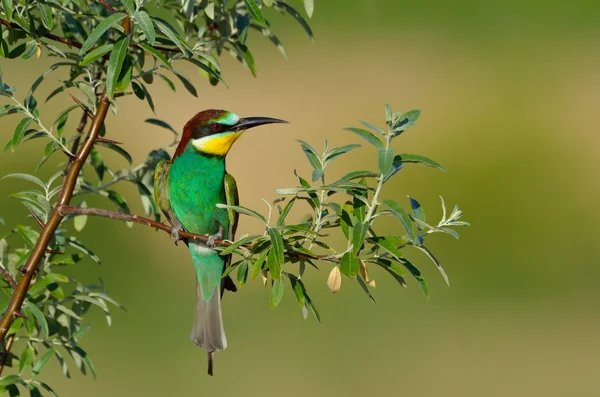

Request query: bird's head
[{"left": 175, "top": 109, "right": 287, "bottom": 158}]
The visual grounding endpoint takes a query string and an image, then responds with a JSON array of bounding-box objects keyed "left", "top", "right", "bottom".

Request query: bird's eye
[{"left": 210, "top": 123, "right": 223, "bottom": 132}]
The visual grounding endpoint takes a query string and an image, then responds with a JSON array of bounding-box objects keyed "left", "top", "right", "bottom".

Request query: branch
[
  {"left": 0, "top": 266, "right": 16, "bottom": 291},
  {"left": 56, "top": 206, "right": 338, "bottom": 263},
  {"left": 0, "top": 18, "right": 180, "bottom": 54},
  {"left": 0, "top": 96, "right": 111, "bottom": 344}
]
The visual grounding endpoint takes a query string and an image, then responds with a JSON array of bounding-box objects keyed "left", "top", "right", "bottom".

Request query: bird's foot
[
  {"left": 171, "top": 224, "right": 183, "bottom": 246},
  {"left": 206, "top": 230, "right": 223, "bottom": 248}
]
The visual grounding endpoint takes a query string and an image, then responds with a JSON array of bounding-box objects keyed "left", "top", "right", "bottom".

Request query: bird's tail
[
  {"left": 189, "top": 242, "right": 227, "bottom": 375},
  {"left": 192, "top": 279, "right": 227, "bottom": 375}
]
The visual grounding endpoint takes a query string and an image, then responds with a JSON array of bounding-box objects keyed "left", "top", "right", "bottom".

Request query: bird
[{"left": 153, "top": 109, "right": 287, "bottom": 375}]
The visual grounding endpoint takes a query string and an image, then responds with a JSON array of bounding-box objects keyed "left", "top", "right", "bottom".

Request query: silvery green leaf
[
  {"left": 344, "top": 127, "right": 383, "bottom": 149},
  {"left": 79, "top": 13, "right": 128, "bottom": 55},
  {"left": 360, "top": 120, "right": 385, "bottom": 135},
  {"left": 378, "top": 147, "right": 394, "bottom": 176}
]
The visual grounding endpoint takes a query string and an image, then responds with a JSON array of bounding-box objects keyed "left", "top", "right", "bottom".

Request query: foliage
[
  {"left": 216, "top": 105, "right": 468, "bottom": 316},
  {"left": 0, "top": 0, "right": 467, "bottom": 395}
]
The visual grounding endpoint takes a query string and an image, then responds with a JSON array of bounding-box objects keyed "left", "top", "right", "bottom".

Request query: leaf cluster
[{"left": 214, "top": 105, "right": 468, "bottom": 317}]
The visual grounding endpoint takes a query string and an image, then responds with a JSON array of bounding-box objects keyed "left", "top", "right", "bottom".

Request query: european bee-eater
[{"left": 153, "top": 109, "right": 286, "bottom": 375}]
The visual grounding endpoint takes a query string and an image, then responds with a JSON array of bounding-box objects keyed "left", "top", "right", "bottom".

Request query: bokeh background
[{"left": 2, "top": 0, "right": 600, "bottom": 396}]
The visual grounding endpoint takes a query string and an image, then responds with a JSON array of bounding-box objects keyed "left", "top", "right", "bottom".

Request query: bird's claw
[
  {"left": 171, "top": 225, "right": 183, "bottom": 245},
  {"left": 207, "top": 231, "right": 222, "bottom": 248}
]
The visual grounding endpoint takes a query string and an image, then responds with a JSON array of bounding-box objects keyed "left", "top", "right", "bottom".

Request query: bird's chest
[{"left": 168, "top": 152, "right": 228, "bottom": 235}]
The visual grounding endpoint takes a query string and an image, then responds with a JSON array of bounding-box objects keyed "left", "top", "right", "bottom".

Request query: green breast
[{"left": 168, "top": 145, "right": 229, "bottom": 237}]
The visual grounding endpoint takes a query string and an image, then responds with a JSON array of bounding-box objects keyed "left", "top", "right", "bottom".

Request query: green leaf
[
  {"left": 297, "top": 140, "right": 322, "bottom": 171},
  {"left": 38, "top": 4, "right": 54, "bottom": 30},
  {"left": 344, "top": 127, "right": 384, "bottom": 149},
  {"left": 360, "top": 120, "right": 386, "bottom": 135},
  {"left": 67, "top": 237, "right": 101, "bottom": 264},
  {"left": 340, "top": 201, "right": 355, "bottom": 240},
  {"left": 381, "top": 199, "right": 416, "bottom": 241},
  {"left": 106, "top": 36, "right": 130, "bottom": 100},
  {"left": 106, "top": 190, "right": 130, "bottom": 213},
  {"left": 3, "top": 173, "right": 44, "bottom": 188},
  {"left": 368, "top": 236, "right": 405, "bottom": 261},
  {"left": 216, "top": 204, "right": 266, "bottom": 224},
  {"left": 287, "top": 274, "right": 306, "bottom": 307},
  {"left": 268, "top": 228, "right": 284, "bottom": 279},
  {"left": 32, "top": 349, "right": 55, "bottom": 377},
  {"left": 393, "top": 154, "right": 447, "bottom": 172},
  {"left": 278, "top": 2, "right": 314, "bottom": 41},
  {"left": 339, "top": 252, "right": 359, "bottom": 277},
  {"left": 324, "top": 144, "right": 361, "bottom": 163},
  {"left": 96, "top": 141, "right": 133, "bottom": 165},
  {"left": 372, "top": 258, "right": 407, "bottom": 287},
  {"left": 303, "top": 0, "right": 314, "bottom": 17},
  {"left": 385, "top": 104, "right": 393, "bottom": 125},
  {"left": 393, "top": 109, "right": 421, "bottom": 133},
  {"left": 79, "top": 13, "right": 127, "bottom": 55},
  {"left": 120, "top": 0, "right": 135, "bottom": 15},
  {"left": 24, "top": 301, "right": 48, "bottom": 337},
  {"left": 270, "top": 278, "right": 284, "bottom": 309},
  {"left": 10, "top": 117, "right": 32, "bottom": 151},
  {"left": 173, "top": 69, "right": 197, "bottom": 97},
  {"left": 276, "top": 197, "right": 295, "bottom": 226},
  {"left": 400, "top": 258, "right": 429, "bottom": 299},
  {"left": 2, "top": 0, "right": 13, "bottom": 22},
  {"left": 0, "top": 375, "right": 24, "bottom": 388},
  {"left": 152, "top": 18, "right": 193, "bottom": 57},
  {"left": 19, "top": 346, "right": 35, "bottom": 374},
  {"left": 331, "top": 170, "right": 377, "bottom": 186},
  {"left": 352, "top": 222, "right": 368, "bottom": 255},
  {"left": 244, "top": 0, "right": 266, "bottom": 27},
  {"left": 135, "top": 10, "right": 155, "bottom": 44},
  {"left": 219, "top": 235, "right": 261, "bottom": 255},
  {"left": 116, "top": 55, "right": 133, "bottom": 92},
  {"left": 251, "top": 248, "right": 268, "bottom": 279},
  {"left": 139, "top": 43, "right": 172, "bottom": 69},
  {"left": 236, "top": 260, "right": 248, "bottom": 286},
  {"left": 74, "top": 201, "right": 88, "bottom": 232},
  {"left": 90, "top": 148, "right": 105, "bottom": 181},
  {"left": 409, "top": 196, "right": 425, "bottom": 225},
  {"left": 356, "top": 275, "right": 376, "bottom": 304},
  {"left": 378, "top": 147, "right": 394, "bottom": 175},
  {"left": 412, "top": 245, "right": 450, "bottom": 286},
  {"left": 144, "top": 118, "right": 178, "bottom": 137}
]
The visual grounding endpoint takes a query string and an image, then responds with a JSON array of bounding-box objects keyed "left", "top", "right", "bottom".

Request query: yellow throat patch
[{"left": 191, "top": 131, "right": 243, "bottom": 156}]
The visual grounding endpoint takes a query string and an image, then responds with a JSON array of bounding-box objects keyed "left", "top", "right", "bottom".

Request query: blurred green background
[{"left": 2, "top": 0, "right": 600, "bottom": 395}]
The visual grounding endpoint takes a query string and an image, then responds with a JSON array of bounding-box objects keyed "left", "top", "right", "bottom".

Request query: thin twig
[
  {"left": 57, "top": 206, "right": 338, "bottom": 263},
  {"left": 0, "top": 266, "right": 17, "bottom": 291},
  {"left": 0, "top": 18, "right": 180, "bottom": 54}
]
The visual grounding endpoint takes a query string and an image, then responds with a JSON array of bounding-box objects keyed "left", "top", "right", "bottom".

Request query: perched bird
[{"left": 153, "top": 109, "right": 287, "bottom": 375}]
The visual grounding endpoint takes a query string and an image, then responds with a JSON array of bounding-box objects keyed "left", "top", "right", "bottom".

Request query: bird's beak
[{"left": 231, "top": 117, "right": 288, "bottom": 132}]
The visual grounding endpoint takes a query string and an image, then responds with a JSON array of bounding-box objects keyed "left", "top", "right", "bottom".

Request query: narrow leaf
[
  {"left": 244, "top": 0, "right": 266, "bottom": 26},
  {"left": 344, "top": 127, "right": 383, "bottom": 149},
  {"left": 381, "top": 199, "right": 416, "bottom": 241},
  {"left": 135, "top": 10, "right": 155, "bottom": 44},
  {"left": 339, "top": 252, "right": 359, "bottom": 277},
  {"left": 79, "top": 13, "right": 127, "bottom": 55},
  {"left": 106, "top": 36, "right": 130, "bottom": 100},
  {"left": 393, "top": 154, "right": 447, "bottom": 172},
  {"left": 270, "top": 278, "right": 284, "bottom": 309}
]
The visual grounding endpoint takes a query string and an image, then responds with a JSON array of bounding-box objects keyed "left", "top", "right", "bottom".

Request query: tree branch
[
  {"left": 0, "top": 97, "right": 111, "bottom": 344},
  {"left": 56, "top": 206, "right": 338, "bottom": 263},
  {"left": 0, "top": 18, "right": 180, "bottom": 54}
]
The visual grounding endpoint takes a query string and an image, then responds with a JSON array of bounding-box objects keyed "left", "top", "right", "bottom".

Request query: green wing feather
[
  {"left": 153, "top": 159, "right": 183, "bottom": 230},
  {"left": 224, "top": 172, "right": 239, "bottom": 240}
]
